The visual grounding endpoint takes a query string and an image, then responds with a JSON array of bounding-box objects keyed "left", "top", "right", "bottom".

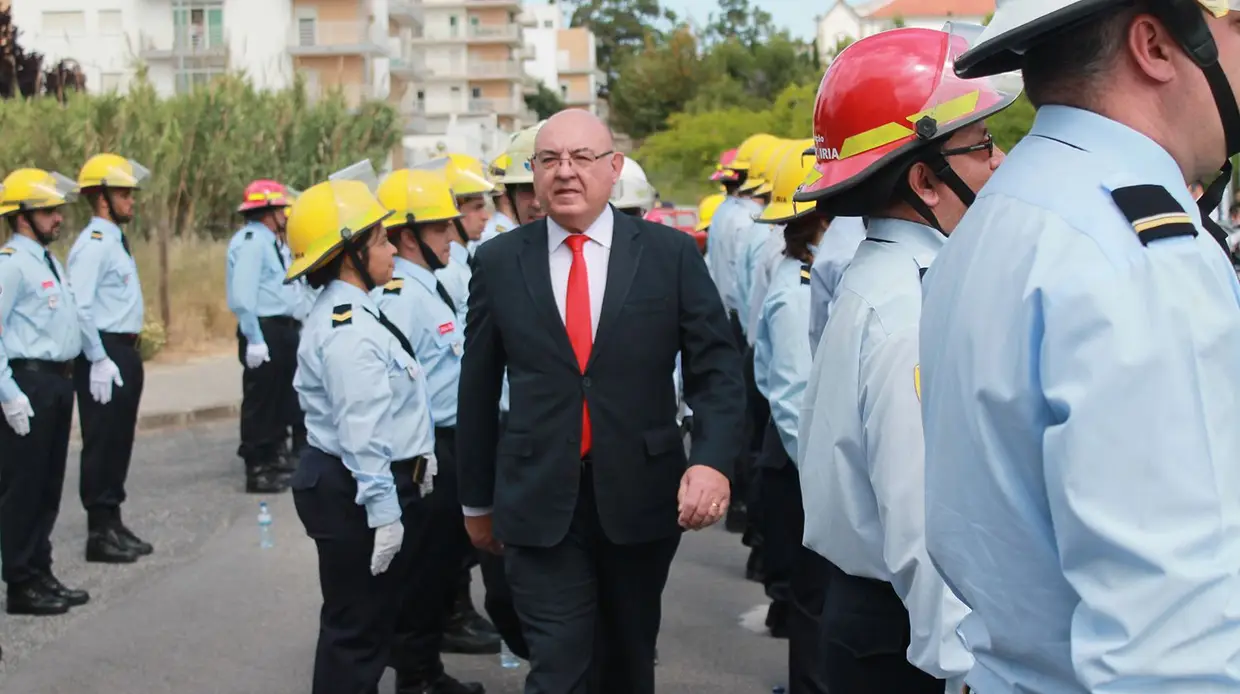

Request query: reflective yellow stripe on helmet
[{"left": 838, "top": 90, "right": 982, "bottom": 160}]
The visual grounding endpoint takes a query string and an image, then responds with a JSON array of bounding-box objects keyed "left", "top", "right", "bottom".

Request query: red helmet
[
  {"left": 237, "top": 180, "right": 294, "bottom": 213},
  {"left": 793, "top": 25, "right": 1020, "bottom": 212},
  {"left": 709, "top": 149, "right": 740, "bottom": 182}
]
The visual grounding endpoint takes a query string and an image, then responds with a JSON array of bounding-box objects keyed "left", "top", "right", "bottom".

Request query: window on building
[
  {"left": 297, "top": 12, "right": 317, "bottom": 47},
  {"left": 174, "top": 4, "right": 225, "bottom": 49},
  {"left": 100, "top": 72, "right": 123, "bottom": 92},
  {"left": 416, "top": 90, "right": 425, "bottom": 100},
  {"left": 543, "top": 20, "right": 553, "bottom": 28},
  {"left": 98, "top": 10, "right": 123, "bottom": 35},
  {"left": 471, "top": 87, "right": 481, "bottom": 98},
  {"left": 559, "top": 83, "right": 568, "bottom": 99},
  {"left": 41, "top": 11, "right": 86, "bottom": 36}
]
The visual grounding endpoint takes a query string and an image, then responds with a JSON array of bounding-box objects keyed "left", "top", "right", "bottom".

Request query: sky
[{"left": 531, "top": 0, "right": 859, "bottom": 42}]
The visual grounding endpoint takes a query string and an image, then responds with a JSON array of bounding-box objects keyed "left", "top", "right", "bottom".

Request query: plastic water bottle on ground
[
  {"left": 258, "top": 502, "right": 274, "bottom": 549},
  {"left": 499, "top": 639, "right": 520, "bottom": 669}
]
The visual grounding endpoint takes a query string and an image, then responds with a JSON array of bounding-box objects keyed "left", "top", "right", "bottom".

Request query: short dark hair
[
  {"left": 1022, "top": 6, "right": 1143, "bottom": 109},
  {"left": 783, "top": 213, "right": 823, "bottom": 264}
]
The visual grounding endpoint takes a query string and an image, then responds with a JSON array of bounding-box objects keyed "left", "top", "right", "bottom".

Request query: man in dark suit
[{"left": 456, "top": 109, "right": 745, "bottom": 694}]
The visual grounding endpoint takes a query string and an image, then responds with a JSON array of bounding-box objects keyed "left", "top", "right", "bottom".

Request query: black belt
[
  {"left": 9, "top": 358, "right": 73, "bottom": 378},
  {"left": 259, "top": 315, "right": 300, "bottom": 328},
  {"left": 101, "top": 332, "right": 139, "bottom": 347},
  {"left": 392, "top": 455, "right": 429, "bottom": 485}
]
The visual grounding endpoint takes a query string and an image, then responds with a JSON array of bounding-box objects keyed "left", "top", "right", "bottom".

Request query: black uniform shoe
[
  {"left": 6, "top": 581, "right": 70, "bottom": 616},
  {"left": 396, "top": 672, "right": 485, "bottom": 694},
  {"left": 246, "top": 465, "right": 290, "bottom": 494},
  {"left": 441, "top": 618, "right": 502, "bottom": 654},
  {"left": 766, "top": 599, "right": 790, "bottom": 639},
  {"left": 86, "top": 528, "right": 140, "bottom": 564},
  {"left": 114, "top": 522, "right": 153, "bottom": 556},
  {"left": 38, "top": 572, "right": 90, "bottom": 607},
  {"left": 449, "top": 578, "right": 501, "bottom": 638},
  {"left": 273, "top": 449, "right": 298, "bottom": 475}
]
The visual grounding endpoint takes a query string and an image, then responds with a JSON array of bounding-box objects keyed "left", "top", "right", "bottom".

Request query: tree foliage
[
  {"left": 703, "top": 0, "right": 774, "bottom": 47},
  {"left": 560, "top": 0, "right": 676, "bottom": 87},
  {"left": 0, "top": 8, "right": 86, "bottom": 100},
  {"left": 607, "top": 27, "right": 702, "bottom": 140},
  {"left": 525, "top": 82, "right": 566, "bottom": 121}
]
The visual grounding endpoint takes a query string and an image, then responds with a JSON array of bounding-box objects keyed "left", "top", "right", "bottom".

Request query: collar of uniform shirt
[
  {"left": 89, "top": 216, "right": 124, "bottom": 237},
  {"left": 547, "top": 205, "right": 615, "bottom": 253},
  {"left": 394, "top": 255, "right": 438, "bottom": 293},
  {"left": 8, "top": 230, "right": 47, "bottom": 258},
  {"left": 866, "top": 216, "right": 946, "bottom": 269},
  {"left": 327, "top": 277, "right": 379, "bottom": 311},
  {"left": 1030, "top": 104, "right": 1202, "bottom": 226},
  {"left": 449, "top": 239, "right": 470, "bottom": 263},
  {"left": 243, "top": 219, "right": 276, "bottom": 240}
]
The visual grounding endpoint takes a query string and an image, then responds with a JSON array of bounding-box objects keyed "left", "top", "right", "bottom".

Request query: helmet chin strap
[
  {"left": 401, "top": 213, "right": 446, "bottom": 272},
  {"left": 22, "top": 209, "right": 54, "bottom": 246},
  {"left": 452, "top": 217, "right": 470, "bottom": 246},
  {"left": 343, "top": 227, "right": 377, "bottom": 291},
  {"left": 900, "top": 151, "right": 977, "bottom": 234}
]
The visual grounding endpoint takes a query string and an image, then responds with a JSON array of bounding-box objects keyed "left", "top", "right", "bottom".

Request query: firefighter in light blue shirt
[
  {"left": 226, "top": 179, "right": 301, "bottom": 495},
  {"left": 285, "top": 161, "right": 435, "bottom": 694},
  {"left": 433, "top": 153, "right": 493, "bottom": 310},
  {"left": 921, "top": 5, "right": 1240, "bottom": 693},
  {"left": 735, "top": 140, "right": 797, "bottom": 345},
  {"left": 748, "top": 146, "right": 830, "bottom": 690},
  {"left": 67, "top": 153, "right": 152, "bottom": 565},
  {"left": 792, "top": 25, "right": 1019, "bottom": 693},
  {"left": 0, "top": 169, "right": 93, "bottom": 617},
  {"left": 806, "top": 216, "right": 867, "bottom": 355}
]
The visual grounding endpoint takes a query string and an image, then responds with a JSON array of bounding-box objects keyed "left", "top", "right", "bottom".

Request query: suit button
[{"left": 582, "top": 377, "right": 592, "bottom": 388}]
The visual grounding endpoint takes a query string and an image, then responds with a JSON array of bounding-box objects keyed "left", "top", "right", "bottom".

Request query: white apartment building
[
  {"left": 817, "top": 0, "right": 992, "bottom": 58},
  {"left": 14, "top": 0, "right": 535, "bottom": 164},
  {"left": 519, "top": 1, "right": 602, "bottom": 117}
]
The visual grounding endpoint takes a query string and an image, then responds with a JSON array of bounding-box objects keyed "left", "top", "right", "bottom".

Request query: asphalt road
[{"left": 0, "top": 421, "right": 785, "bottom": 694}]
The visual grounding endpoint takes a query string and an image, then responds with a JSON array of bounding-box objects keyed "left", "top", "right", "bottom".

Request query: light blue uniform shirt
[
  {"left": 67, "top": 217, "right": 144, "bottom": 362},
  {"left": 295, "top": 280, "right": 435, "bottom": 528},
  {"left": 707, "top": 196, "right": 759, "bottom": 311},
  {"left": 921, "top": 105, "right": 1240, "bottom": 694},
  {"left": 752, "top": 254, "right": 812, "bottom": 459},
  {"left": 479, "top": 211, "right": 515, "bottom": 246},
  {"left": 798, "top": 217, "right": 971, "bottom": 687},
  {"left": 291, "top": 280, "right": 321, "bottom": 323},
  {"left": 0, "top": 235, "right": 88, "bottom": 402},
  {"left": 743, "top": 225, "right": 786, "bottom": 343},
  {"left": 734, "top": 219, "right": 776, "bottom": 341},
  {"left": 375, "top": 257, "right": 465, "bottom": 428},
  {"left": 808, "top": 216, "right": 867, "bottom": 353},
  {"left": 436, "top": 241, "right": 472, "bottom": 310},
  {"left": 225, "top": 221, "right": 299, "bottom": 344}
]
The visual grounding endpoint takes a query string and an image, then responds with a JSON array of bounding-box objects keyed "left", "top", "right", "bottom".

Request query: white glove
[
  {"left": 421, "top": 454, "right": 438, "bottom": 496},
  {"left": 370, "top": 519, "right": 405, "bottom": 576},
  {"left": 2, "top": 395, "right": 34, "bottom": 436},
  {"left": 89, "top": 358, "right": 124, "bottom": 405},
  {"left": 244, "top": 343, "right": 271, "bottom": 370}
]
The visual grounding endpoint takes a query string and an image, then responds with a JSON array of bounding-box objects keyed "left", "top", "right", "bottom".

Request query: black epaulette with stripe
[
  {"left": 919, "top": 267, "right": 928, "bottom": 281},
  {"left": 800, "top": 263, "right": 811, "bottom": 286},
  {"left": 382, "top": 278, "right": 404, "bottom": 295},
  {"left": 244, "top": 230, "right": 254, "bottom": 240},
  {"left": 0, "top": 247, "right": 13, "bottom": 257},
  {"left": 1109, "top": 184, "right": 1197, "bottom": 246},
  {"left": 331, "top": 304, "right": 353, "bottom": 327},
  {"left": 90, "top": 231, "right": 104, "bottom": 240}
]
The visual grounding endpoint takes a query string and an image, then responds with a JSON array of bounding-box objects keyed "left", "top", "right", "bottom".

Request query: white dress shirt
[{"left": 462, "top": 207, "right": 615, "bottom": 517}]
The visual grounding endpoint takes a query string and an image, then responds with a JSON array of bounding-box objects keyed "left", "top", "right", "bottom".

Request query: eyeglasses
[
  {"left": 531, "top": 149, "right": 615, "bottom": 171},
  {"left": 941, "top": 133, "right": 994, "bottom": 159}
]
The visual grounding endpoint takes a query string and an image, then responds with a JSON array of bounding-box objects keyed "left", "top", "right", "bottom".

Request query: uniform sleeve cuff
[
  {"left": 84, "top": 345, "right": 107, "bottom": 363},
  {"left": 462, "top": 506, "right": 493, "bottom": 517},
  {"left": 365, "top": 493, "right": 402, "bottom": 529}
]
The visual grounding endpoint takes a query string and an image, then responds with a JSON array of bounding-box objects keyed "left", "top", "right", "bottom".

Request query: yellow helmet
[
  {"left": 284, "top": 160, "right": 392, "bottom": 282},
  {"left": 741, "top": 139, "right": 793, "bottom": 195},
  {"left": 496, "top": 121, "right": 545, "bottom": 186},
  {"left": 377, "top": 167, "right": 462, "bottom": 229},
  {"left": 78, "top": 154, "right": 149, "bottom": 190},
  {"left": 488, "top": 153, "right": 511, "bottom": 193},
  {"left": 695, "top": 193, "right": 727, "bottom": 232},
  {"left": 0, "top": 169, "right": 77, "bottom": 216},
  {"left": 731, "top": 133, "right": 778, "bottom": 171},
  {"left": 758, "top": 140, "right": 819, "bottom": 224},
  {"left": 442, "top": 153, "right": 495, "bottom": 197}
]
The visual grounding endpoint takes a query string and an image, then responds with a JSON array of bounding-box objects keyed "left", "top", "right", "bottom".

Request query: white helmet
[{"left": 611, "top": 155, "right": 655, "bottom": 212}]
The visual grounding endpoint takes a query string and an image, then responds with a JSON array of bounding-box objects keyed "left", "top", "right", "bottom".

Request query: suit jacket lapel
[
  {"left": 587, "top": 209, "right": 641, "bottom": 370},
  {"left": 517, "top": 221, "right": 578, "bottom": 369}
]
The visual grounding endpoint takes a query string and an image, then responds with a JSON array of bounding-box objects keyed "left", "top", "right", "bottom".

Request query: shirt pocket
[
  {"left": 33, "top": 278, "right": 65, "bottom": 313},
  {"left": 389, "top": 348, "right": 421, "bottom": 383}
]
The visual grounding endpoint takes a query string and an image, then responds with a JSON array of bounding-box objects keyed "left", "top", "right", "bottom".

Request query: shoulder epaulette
[
  {"left": 496, "top": 224, "right": 508, "bottom": 233},
  {"left": 800, "top": 263, "right": 811, "bottom": 286},
  {"left": 331, "top": 304, "right": 353, "bottom": 327},
  {"left": 90, "top": 231, "right": 104, "bottom": 240},
  {"left": 382, "top": 278, "right": 404, "bottom": 295},
  {"left": 1110, "top": 184, "right": 1197, "bottom": 246},
  {"left": 244, "top": 230, "right": 254, "bottom": 240},
  {"left": 0, "top": 247, "right": 13, "bottom": 257}
]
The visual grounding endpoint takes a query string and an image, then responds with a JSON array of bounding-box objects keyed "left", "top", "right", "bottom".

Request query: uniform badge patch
[
  {"left": 438, "top": 322, "right": 454, "bottom": 335},
  {"left": 914, "top": 364, "right": 921, "bottom": 402},
  {"left": 331, "top": 304, "right": 353, "bottom": 327},
  {"left": 0, "top": 247, "right": 14, "bottom": 256},
  {"left": 800, "top": 263, "right": 811, "bottom": 286},
  {"left": 496, "top": 225, "right": 508, "bottom": 233},
  {"left": 244, "top": 230, "right": 254, "bottom": 240},
  {"left": 382, "top": 278, "right": 404, "bottom": 295},
  {"left": 41, "top": 280, "right": 54, "bottom": 290},
  {"left": 90, "top": 231, "right": 104, "bottom": 240}
]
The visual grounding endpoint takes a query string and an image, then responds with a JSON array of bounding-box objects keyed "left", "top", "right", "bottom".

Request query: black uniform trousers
[
  {"left": 292, "top": 447, "right": 422, "bottom": 694},
  {"left": 479, "top": 411, "right": 530, "bottom": 659},
  {"left": 74, "top": 332, "right": 144, "bottom": 526},
  {"left": 789, "top": 547, "right": 832, "bottom": 694},
  {"left": 741, "top": 344, "right": 770, "bottom": 548},
  {"left": 821, "top": 562, "right": 944, "bottom": 694},
  {"left": 236, "top": 317, "right": 303, "bottom": 466},
  {"left": 0, "top": 362, "right": 74, "bottom": 586},
  {"left": 758, "top": 418, "right": 797, "bottom": 606},
  {"left": 505, "top": 462, "right": 680, "bottom": 694},
  {"left": 391, "top": 426, "right": 474, "bottom": 679}
]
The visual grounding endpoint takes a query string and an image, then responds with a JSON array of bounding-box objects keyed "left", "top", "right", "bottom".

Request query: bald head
[{"left": 532, "top": 108, "right": 624, "bottom": 233}]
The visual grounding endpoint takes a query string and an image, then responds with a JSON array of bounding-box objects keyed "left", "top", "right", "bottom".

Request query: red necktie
[{"left": 564, "top": 233, "right": 593, "bottom": 456}]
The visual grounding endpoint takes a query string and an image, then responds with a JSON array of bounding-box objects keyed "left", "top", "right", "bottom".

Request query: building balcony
[
  {"left": 556, "top": 59, "right": 596, "bottom": 75},
  {"left": 468, "top": 59, "right": 523, "bottom": 80},
  {"left": 390, "top": 53, "right": 424, "bottom": 79},
  {"left": 389, "top": 0, "right": 424, "bottom": 27},
  {"left": 139, "top": 29, "right": 227, "bottom": 63},
  {"left": 288, "top": 20, "right": 387, "bottom": 57},
  {"left": 517, "top": 43, "right": 536, "bottom": 60},
  {"left": 468, "top": 24, "right": 521, "bottom": 43},
  {"left": 562, "top": 90, "right": 595, "bottom": 107},
  {"left": 399, "top": 102, "right": 435, "bottom": 133},
  {"left": 468, "top": 97, "right": 522, "bottom": 115},
  {"left": 517, "top": 10, "right": 539, "bottom": 27},
  {"left": 306, "top": 82, "right": 377, "bottom": 108}
]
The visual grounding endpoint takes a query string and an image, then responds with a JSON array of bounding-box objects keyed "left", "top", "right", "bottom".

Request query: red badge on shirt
[
  {"left": 438, "top": 322, "right": 455, "bottom": 335},
  {"left": 41, "top": 280, "right": 54, "bottom": 290}
]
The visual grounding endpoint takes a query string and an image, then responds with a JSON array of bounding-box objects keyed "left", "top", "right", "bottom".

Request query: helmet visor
[
  {"left": 439, "top": 156, "right": 495, "bottom": 196},
  {"left": 45, "top": 172, "right": 80, "bottom": 204},
  {"left": 1198, "top": 0, "right": 1240, "bottom": 17},
  {"left": 326, "top": 159, "right": 391, "bottom": 240},
  {"left": 104, "top": 159, "right": 150, "bottom": 188}
]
